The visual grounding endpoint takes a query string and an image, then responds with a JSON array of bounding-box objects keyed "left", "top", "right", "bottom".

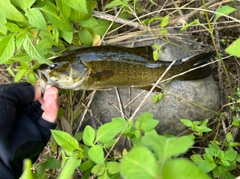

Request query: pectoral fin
[{"left": 90, "top": 70, "right": 114, "bottom": 82}]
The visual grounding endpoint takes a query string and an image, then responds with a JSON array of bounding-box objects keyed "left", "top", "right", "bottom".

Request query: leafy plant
[
  {"left": 191, "top": 142, "right": 240, "bottom": 179},
  {"left": 181, "top": 119, "right": 212, "bottom": 137}
]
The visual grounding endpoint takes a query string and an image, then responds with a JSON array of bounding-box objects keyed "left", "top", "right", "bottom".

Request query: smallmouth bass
[{"left": 37, "top": 46, "right": 212, "bottom": 90}]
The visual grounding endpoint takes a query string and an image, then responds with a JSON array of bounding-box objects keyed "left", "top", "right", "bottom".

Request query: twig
[
  {"left": 114, "top": 87, "right": 125, "bottom": 118},
  {"left": 75, "top": 90, "right": 96, "bottom": 135},
  {"left": 92, "top": 10, "right": 143, "bottom": 29}
]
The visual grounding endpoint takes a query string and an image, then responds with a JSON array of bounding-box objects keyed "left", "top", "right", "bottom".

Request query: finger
[
  {"left": 34, "top": 85, "right": 42, "bottom": 101},
  {"left": 41, "top": 87, "right": 59, "bottom": 123}
]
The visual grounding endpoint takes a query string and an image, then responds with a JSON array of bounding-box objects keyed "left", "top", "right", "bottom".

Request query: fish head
[{"left": 37, "top": 61, "right": 88, "bottom": 91}]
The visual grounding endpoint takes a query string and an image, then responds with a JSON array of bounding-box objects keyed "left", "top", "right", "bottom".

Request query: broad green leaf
[
  {"left": 105, "top": 0, "right": 130, "bottom": 9},
  {"left": 135, "top": 112, "right": 158, "bottom": 132},
  {"left": 11, "top": 0, "right": 36, "bottom": 9},
  {"left": 215, "top": 6, "right": 236, "bottom": 22},
  {"left": 40, "top": 5, "right": 73, "bottom": 32},
  {"left": 0, "top": 16, "right": 8, "bottom": 35},
  {"left": 91, "top": 164, "right": 105, "bottom": 175},
  {"left": 142, "top": 134, "right": 194, "bottom": 161},
  {"left": 107, "top": 162, "right": 120, "bottom": 174},
  {"left": 83, "top": 125, "right": 96, "bottom": 146},
  {"left": 160, "top": 16, "right": 169, "bottom": 28},
  {"left": 162, "top": 159, "right": 211, "bottom": 179},
  {"left": 0, "top": 34, "right": 15, "bottom": 64},
  {"left": 120, "top": 146, "right": 159, "bottom": 179},
  {"left": 5, "top": 23, "right": 22, "bottom": 32},
  {"left": 58, "top": 158, "right": 81, "bottom": 179},
  {"left": 0, "top": 0, "right": 26, "bottom": 22},
  {"left": 26, "top": 71, "right": 37, "bottom": 84},
  {"left": 56, "top": 0, "right": 71, "bottom": 19},
  {"left": 25, "top": 8, "right": 47, "bottom": 30},
  {"left": 181, "top": 119, "right": 193, "bottom": 127},
  {"left": 60, "top": 30, "right": 73, "bottom": 44},
  {"left": 63, "top": 0, "right": 89, "bottom": 14},
  {"left": 16, "top": 32, "right": 27, "bottom": 50},
  {"left": 51, "top": 130, "right": 79, "bottom": 151},
  {"left": 95, "top": 120, "right": 126, "bottom": 143},
  {"left": 98, "top": 171, "right": 111, "bottom": 179},
  {"left": 23, "top": 34, "right": 51, "bottom": 64},
  {"left": 224, "top": 148, "right": 237, "bottom": 161},
  {"left": 225, "top": 38, "right": 240, "bottom": 58},
  {"left": 79, "top": 160, "right": 94, "bottom": 172},
  {"left": 22, "top": 159, "right": 33, "bottom": 179},
  {"left": 92, "top": 19, "right": 111, "bottom": 36},
  {"left": 69, "top": 8, "right": 92, "bottom": 22},
  {"left": 88, "top": 145, "right": 104, "bottom": 164},
  {"left": 232, "top": 116, "right": 240, "bottom": 126},
  {"left": 15, "top": 68, "right": 27, "bottom": 82},
  {"left": 7, "top": 66, "right": 15, "bottom": 77},
  {"left": 78, "top": 28, "right": 93, "bottom": 46},
  {"left": 153, "top": 50, "right": 159, "bottom": 61}
]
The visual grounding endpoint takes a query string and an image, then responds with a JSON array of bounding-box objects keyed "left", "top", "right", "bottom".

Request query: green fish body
[{"left": 37, "top": 46, "right": 212, "bottom": 90}]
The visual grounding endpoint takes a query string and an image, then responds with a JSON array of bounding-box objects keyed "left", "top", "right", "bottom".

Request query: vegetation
[{"left": 0, "top": 0, "right": 239, "bottom": 178}]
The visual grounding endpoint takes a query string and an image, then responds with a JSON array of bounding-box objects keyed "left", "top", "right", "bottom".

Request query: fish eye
[{"left": 49, "top": 63, "right": 57, "bottom": 70}]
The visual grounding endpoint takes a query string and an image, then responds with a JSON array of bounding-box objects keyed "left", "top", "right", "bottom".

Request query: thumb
[{"left": 41, "top": 87, "right": 59, "bottom": 123}]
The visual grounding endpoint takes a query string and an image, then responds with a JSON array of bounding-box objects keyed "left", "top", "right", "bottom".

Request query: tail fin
[{"left": 177, "top": 53, "right": 213, "bottom": 80}]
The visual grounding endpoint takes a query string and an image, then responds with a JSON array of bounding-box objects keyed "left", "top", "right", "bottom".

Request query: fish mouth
[{"left": 37, "top": 70, "right": 55, "bottom": 92}]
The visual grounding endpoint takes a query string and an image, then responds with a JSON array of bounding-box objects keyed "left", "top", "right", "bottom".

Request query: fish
[{"left": 37, "top": 46, "right": 212, "bottom": 91}]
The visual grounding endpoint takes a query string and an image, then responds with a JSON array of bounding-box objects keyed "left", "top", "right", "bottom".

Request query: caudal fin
[{"left": 177, "top": 53, "right": 213, "bottom": 80}]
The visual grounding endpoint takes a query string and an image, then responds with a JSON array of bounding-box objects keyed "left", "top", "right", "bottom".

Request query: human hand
[{"left": 0, "top": 82, "right": 59, "bottom": 178}]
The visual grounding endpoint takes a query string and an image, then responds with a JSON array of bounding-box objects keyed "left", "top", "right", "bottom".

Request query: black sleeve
[{"left": 0, "top": 82, "right": 57, "bottom": 179}]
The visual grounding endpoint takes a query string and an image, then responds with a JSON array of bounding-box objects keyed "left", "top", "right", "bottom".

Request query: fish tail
[{"left": 177, "top": 52, "right": 213, "bottom": 80}]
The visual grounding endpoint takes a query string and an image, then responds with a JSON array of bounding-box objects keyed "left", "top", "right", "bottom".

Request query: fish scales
[{"left": 37, "top": 46, "right": 213, "bottom": 91}]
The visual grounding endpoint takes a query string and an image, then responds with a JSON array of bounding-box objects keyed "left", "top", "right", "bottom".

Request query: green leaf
[
  {"left": 64, "top": 0, "right": 89, "bottom": 14},
  {"left": 107, "top": 162, "right": 120, "bottom": 174},
  {"left": 152, "top": 94, "right": 159, "bottom": 103},
  {"left": 224, "top": 148, "right": 237, "bottom": 161},
  {"left": 135, "top": 112, "right": 159, "bottom": 132},
  {"left": 120, "top": 146, "right": 159, "bottom": 179},
  {"left": 225, "top": 38, "right": 240, "bottom": 58},
  {"left": 95, "top": 120, "right": 126, "bottom": 143},
  {"left": 160, "top": 16, "right": 169, "bottom": 28},
  {"left": 60, "top": 30, "right": 73, "bottom": 44},
  {"left": 162, "top": 159, "right": 211, "bottom": 179},
  {"left": 56, "top": 0, "right": 71, "bottom": 19},
  {"left": 181, "top": 119, "right": 193, "bottom": 127},
  {"left": 88, "top": 145, "right": 104, "bottom": 164},
  {"left": 22, "top": 159, "right": 33, "bottom": 179},
  {"left": 15, "top": 68, "right": 27, "bottom": 82},
  {"left": 11, "top": 0, "right": 36, "bottom": 10},
  {"left": 232, "top": 116, "right": 240, "bottom": 126},
  {"left": 91, "top": 164, "right": 105, "bottom": 175},
  {"left": 0, "top": 0, "right": 26, "bottom": 22},
  {"left": 215, "top": 6, "right": 236, "bottom": 22},
  {"left": 23, "top": 34, "right": 51, "bottom": 64},
  {"left": 26, "top": 71, "right": 38, "bottom": 83},
  {"left": 105, "top": 0, "right": 129, "bottom": 9},
  {"left": 69, "top": 8, "right": 92, "bottom": 22},
  {"left": 78, "top": 28, "right": 93, "bottom": 46},
  {"left": 79, "top": 160, "right": 94, "bottom": 172},
  {"left": 51, "top": 130, "right": 79, "bottom": 152},
  {"left": 142, "top": 134, "right": 194, "bottom": 161},
  {"left": 0, "top": 34, "right": 15, "bottom": 64},
  {"left": 83, "top": 125, "right": 96, "bottom": 146},
  {"left": 40, "top": 5, "right": 73, "bottom": 32},
  {"left": 0, "top": 15, "right": 7, "bottom": 35},
  {"left": 5, "top": 23, "right": 22, "bottom": 33},
  {"left": 25, "top": 8, "right": 47, "bottom": 30},
  {"left": 58, "top": 157, "right": 81, "bottom": 179}
]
